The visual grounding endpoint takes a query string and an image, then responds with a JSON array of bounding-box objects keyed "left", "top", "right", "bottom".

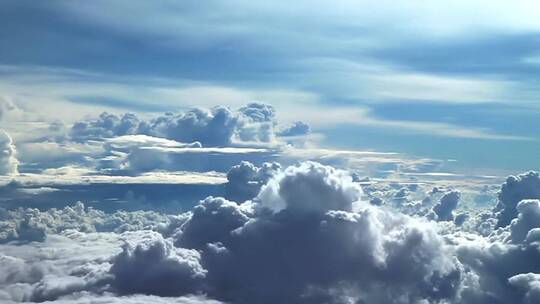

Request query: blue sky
[{"left": 1, "top": 0, "right": 539, "bottom": 173}]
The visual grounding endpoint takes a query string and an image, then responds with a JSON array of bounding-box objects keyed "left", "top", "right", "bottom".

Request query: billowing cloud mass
[
  {"left": 69, "top": 103, "right": 304, "bottom": 147},
  {"left": 0, "top": 202, "right": 173, "bottom": 243},
  {"left": 2, "top": 159, "right": 540, "bottom": 303},
  {"left": 277, "top": 121, "right": 311, "bottom": 137},
  {"left": 508, "top": 199, "right": 540, "bottom": 244},
  {"left": 152, "top": 162, "right": 464, "bottom": 303},
  {"left": 432, "top": 190, "right": 460, "bottom": 221},
  {"left": 257, "top": 161, "right": 362, "bottom": 213},
  {"left": 110, "top": 232, "right": 207, "bottom": 296},
  {"left": 495, "top": 171, "right": 540, "bottom": 227},
  {"left": 0, "top": 130, "right": 18, "bottom": 175},
  {"left": 225, "top": 161, "right": 281, "bottom": 202}
]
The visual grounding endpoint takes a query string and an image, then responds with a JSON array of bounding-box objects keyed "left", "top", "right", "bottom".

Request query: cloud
[
  {"left": 19, "top": 294, "right": 224, "bottom": 304},
  {"left": 494, "top": 171, "right": 540, "bottom": 227},
  {"left": 0, "top": 231, "right": 132, "bottom": 302},
  {"left": 0, "top": 130, "right": 18, "bottom": 175},
  {"left": 70, "top": 103, "right": 279, "bottom": 147},
  {"left": 173, "top": 196, "right": 253, "bottom": 249},
  {"left": 256, "top": 161, "right": 362, "bottom": 213},
  {"left": 277, "top": 121, "right": 311, "bottom": 137},
  {"left": 70, "top": 112, "right": 141, "bottom": 142},
  {"left": 432, "top": 190, "right": 460, "bottom": 221},
  {"left": 225, "top": 161, "right": 281, "bottom": 202},
  {"left": 3, "top": 163, "right": 540, "bottom": 303},
  {"left": 105, "top": 135, "right": 202, "bottom": 152},
  {"left": 454, "top": 189, "right": 540, "bottom": 303},
  {"left": 0, "top": 213, "right": 46, "bottom": 244},
  {"left": 0, "top": 201, "right": 191, "bottom": 245},
  {"left": 109, "top": 232, "right": 206, "bottom": 296},
  {"left": 509, "top": 273, "right": 540, "bottom": 304},
  {"left": 157, "top": 162, "right": 462, "bottom": 303},
  {"left": 508, "top": 199, "right": 540, "bottom": 244}
]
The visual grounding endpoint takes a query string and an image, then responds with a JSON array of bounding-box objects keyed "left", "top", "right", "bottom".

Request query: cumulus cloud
[
  {"left": 277, "top": 121, "right": 311, "bottom": 137},
  {"left": 0, "top": 231, "right": 133, "bottom": 302},
  {"left": 154, "top": 162, "right": 462, "bottom": 303},
  {"left": 0, "top": 130, "right": 18, "bottom": 175},
  {"left": 508, "top": 199, "right": 540, "bottom": 243},
  {"left": 454, "top": 189, "right": 540, "bottom": 303},
  {"left": 225, "top": 161, "right": 281, "bottom": 202},
  {"left": 432, "top": 190, "right": 460, "bottom": 221},
  {"left": 70, "top": 103, "right": 280, "bottom": 147},
  {"left": 495, "top": 171, "right": 540, "bottom": 227},
  {"left": 109, "top": 232, "right": 206, "bottom": 296},
  {"left": 0, "top": 202, "right": 173, "bottom": 243},
  {"left": 256, "top": 161, "right": 362, "bottom": 213},
  {"left": 509, "top": 273, "right": 540, "bottom": 304},
  {"left": 4, "top": 163, "right": 540, "bottom": 304},
  {"left": 70, "top": 112, "right": 141, "bottom": 142},
  {"left": 173, "top": 196, "right": 253, "bottom": 249}
]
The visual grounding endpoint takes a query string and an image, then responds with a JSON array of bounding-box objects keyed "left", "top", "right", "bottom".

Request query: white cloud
[{"left": 0, "top": 130, "right": 19, "bottom": 175}]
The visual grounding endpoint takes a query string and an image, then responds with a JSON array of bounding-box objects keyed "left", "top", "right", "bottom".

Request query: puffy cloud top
[
  {"left": 4, "top": 163, "right": 540, "bottom": 303},
  {"left": 110, "top": 232, "right": 206, "bottom": 296},
  {"left": 433, "top": 190, "right": 460, "bottom": 221},
  {"left": 256, "top": 161, "right": 362, "bottom": 213},
  {"left": 508, "top": 199, "right": 540, "bottom": 243},
  {"left": 495, "top": 171, "right": 540, "bottom": 227},
  {"left": 225, "top": 161, "right": 281, "bottom": 202},
  {"left": 277, "top": 121, "right": 311, "bottom": 137},
  {"left": 0, "top": 130, "right": 18, "bottom": 175},
  {"left": 70, "top": 103, "right": 279, "bottom": 147},
  {"left": 509, "top": 273, "right": 540, "bottom": 304},
  {"left": 174, "top": 197, "right": 253, "bottom": 249},
  {"left": 71, "top": 112, "right": 141, "bottom": 142}
]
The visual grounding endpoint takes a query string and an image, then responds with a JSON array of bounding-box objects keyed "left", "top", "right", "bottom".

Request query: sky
[
  {"left": 2, "top": 2, "right": 540, "bottom": 304},
  {"left": 0, "top": 0, "right": 539, "bottom": 174}
]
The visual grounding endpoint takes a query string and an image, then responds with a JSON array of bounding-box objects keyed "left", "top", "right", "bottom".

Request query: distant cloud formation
[
  {"left": 0, "top": 130, "right": 18, "bottom": 175},
  {"left": 69, "top": 103, "right": 304, "bottom": 147},
  {"left": 277, "top": 121, "right": 311, "bottom": 137}
]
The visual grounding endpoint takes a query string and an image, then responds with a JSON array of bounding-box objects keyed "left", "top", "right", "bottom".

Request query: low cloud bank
[{"left": 2, "top": 163, "right": 540, "bottom": 304}]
